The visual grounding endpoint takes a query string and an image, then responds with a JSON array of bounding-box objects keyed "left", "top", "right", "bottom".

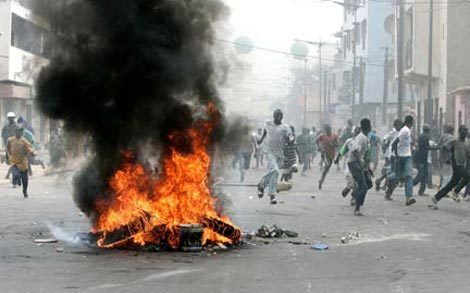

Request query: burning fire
[{"left": 92, "top": 104, "right": 240, "bottom": 249}]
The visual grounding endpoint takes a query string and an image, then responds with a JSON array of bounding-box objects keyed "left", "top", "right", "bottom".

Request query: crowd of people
[
  {"left": 234, "top": 109, "right": 470, "bottom": 216},
  {"left": 5, "top": 107, "right": 470, "bottom": 213}
]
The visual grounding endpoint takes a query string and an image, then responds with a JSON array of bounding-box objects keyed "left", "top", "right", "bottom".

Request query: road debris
[
  {"left": 340, "top": 231, "right": 360, "bottom": 244},
  {"left": 288, "top": 240, "right": 309, "bottom": 245},
  {"left": 34, "top": 238, "right": 58, "bottom": 244},
  {"left": 377, "top": 217, "right": 388, "bottom": 225},
  {"left": 256, "top": 225, "right": 298, "bottom": 238},
  {"left": 310, "top": 243, "right": 329, "bottom": 251}
]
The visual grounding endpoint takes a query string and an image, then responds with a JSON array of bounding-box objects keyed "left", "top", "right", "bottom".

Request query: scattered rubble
[
  {"left": 377, "top": 217, "right": 388, "bottom": 225},
  {"left": 340, "top": 231, "right": 360, "bottom": 244},
  {"left": 256, "top": 225, "right": 298, "bottom": 238}
]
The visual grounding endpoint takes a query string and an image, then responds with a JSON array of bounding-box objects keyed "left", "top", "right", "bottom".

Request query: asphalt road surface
[{"left": 1, "top": 163, "right": 470, "bottom": 293}]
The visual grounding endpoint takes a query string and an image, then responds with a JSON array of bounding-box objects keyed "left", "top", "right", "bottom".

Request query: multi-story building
[
  {"left": 387, "top": 1, "right": 470, "bottom": 131},
  {"left": 0, "top": 0, "right": 50, "bottom": 143},
  {"left": 333, "top": 0, "right": 394, "bottom": 128}
]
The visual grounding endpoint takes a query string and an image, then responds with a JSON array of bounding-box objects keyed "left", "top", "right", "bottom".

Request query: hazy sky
[
  {"left": 224, "top": 0, "right": 343, "bottom": 51},
  {"left": 219, "top": 0, "right": 343, "bottom": 118}
]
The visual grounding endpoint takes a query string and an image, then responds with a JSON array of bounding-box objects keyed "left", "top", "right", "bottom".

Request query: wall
[
  {"left": 409, "top": 4, "right": 441, "bottom": 78},
  {"left": 0, "top": 0, "right": 12, "bottom": 81},
  {"left": 446, "top": 4, "right": 470, "bottom": 92},
  {"left": 364, "top": 1, "right": 393, "bottom": 103}
]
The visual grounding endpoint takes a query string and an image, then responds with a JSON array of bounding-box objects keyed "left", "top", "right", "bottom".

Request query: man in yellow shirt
[{"left": 6, "top": 126, "right": 35, "bottom": 198}]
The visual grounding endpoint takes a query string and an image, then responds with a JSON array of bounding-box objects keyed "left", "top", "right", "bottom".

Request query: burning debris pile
[{"left": 36, "top": 0, "right": 240, "bottom": 249}]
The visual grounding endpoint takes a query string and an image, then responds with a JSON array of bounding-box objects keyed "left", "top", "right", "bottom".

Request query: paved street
[{"left": 1, "top": 163, "right": 470, "bottom": 293}]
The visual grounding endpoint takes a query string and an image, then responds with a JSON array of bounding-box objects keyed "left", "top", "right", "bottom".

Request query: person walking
[
  {"left": 437, "top": 125, "right": 454, "bottom": 188},
  {"left": 2, "top": 112, "right": 18, "bottom": 180},
  {"left": 296, "top": 127, "right": 311, "bottom": 176},
  {"left": 309, "top": 127, "right": 318, "bottom": 167},
  {"left": 385, "top": 115, "right": 417, "bottom": 206},
  {"left": 368, "top": 130, "right": 381, "bottom": 171},
  {"left": 6, "top": 126, "right": 36, "bottom": 198},
  {"left": 280, "top": 125, "right": 300, "bottom": 182},
  {"left": 254, "top": 128, "right": 265, "bottom": 169},
  {"left": 2, "top": 112, "right": 17, "bottom": 147},
  {"left": 430, "top": 125, "right": 470, "bottom": 208},
  {"left": 257, "top": 109, "right": 294, "bottom": 204},
  {"left": 237, "top": 126, "right": 255, "bottom": 182},
  {"left": 338, "top": 120, "right": 354, "bottom": 171}
]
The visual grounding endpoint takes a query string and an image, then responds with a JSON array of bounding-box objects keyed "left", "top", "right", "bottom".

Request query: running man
[
  {"left": 430, "top": 125, "right": 470, "bottom": 208},
  {"left": 6, "top": 126, "right": 36, "bottom": 198},
  {"left": 413, "top": 124, "right": 439, "bottom": 196},
  {"left": 385, "top": 115, "right": 417, "bottom": 205},
  {"left": 317, "top": 124, "right": 339, "bottom": 190},
  {"left": 347, "top": 119, "right": 372, "bottom": 216},
  {"left": 257, "top": 109, "right": 294, "bottom": 204},
  {"left": 334, "top": 126, "right": 361, "bottom": 201}
]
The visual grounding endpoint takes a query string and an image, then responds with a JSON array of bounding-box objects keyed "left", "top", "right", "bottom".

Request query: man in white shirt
[
  {"left": 375, "top": 119, "right": 403, "bottom": 191},
  {"left": 257, "top": 109, "right": 294, "bottom": 204},
  {"left": 386, "top": 115, "right": 416, "bottom": 205}
]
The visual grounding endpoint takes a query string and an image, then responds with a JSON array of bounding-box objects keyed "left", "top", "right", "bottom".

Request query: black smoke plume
[{"left": 36, "top": 0, "right": 229, "bottom": 218}]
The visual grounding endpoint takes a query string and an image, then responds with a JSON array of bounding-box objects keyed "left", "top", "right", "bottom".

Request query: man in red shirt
[{"left": 317, "top": 124, "right": 339, "bottom": 190}]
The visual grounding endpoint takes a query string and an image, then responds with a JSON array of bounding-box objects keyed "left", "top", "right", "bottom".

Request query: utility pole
[
  {"left": 319, "top": 43, "right": 322, "bottom": 126},
  {"left": 303, "top": 59, "right": 308, "bottom": 127},
  {"left": 359, "top": 57, "right": 365, "bottom": 118},
  {"left": 426, "top": 0, "right": 434, "bottom": 125},
  {"left": 323, "top": 70, "right": 327, "bottom": 113},
  {"left": 382, "top": 47, "right": 389, "bottom": 125},
  {"left": 295, "top": 38, "right": 327, "bottom": 127},
  {"left": 327, "top": 79, "right": 332, "bottom": 108},
  {"left": 397, "top": 0, "right": 405, "bottom": 119},
  {"left": 351, "top": 7, "right": 358, "bottom": 124}
]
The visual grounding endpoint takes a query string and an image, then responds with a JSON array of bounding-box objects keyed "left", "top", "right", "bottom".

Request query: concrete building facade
[
  {"left": 386, "top": 1, "right": 470, "bottom": 131},
  {"left": 332, "top": 0, "right": 394, "bottom": 128},
  {"left": 0, "top": 0, "right": 50, "bottom": 144}
]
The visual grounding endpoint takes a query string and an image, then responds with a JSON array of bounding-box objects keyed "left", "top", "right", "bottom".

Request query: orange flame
[{"left": 93, "top": 104, "right": 240, "bottom": 248}]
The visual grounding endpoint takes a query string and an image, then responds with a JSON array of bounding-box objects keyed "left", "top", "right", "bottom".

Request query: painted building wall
[
  {"left": 0, "top": 1, "right": 12, "bottom": 81},
  {"left": 363, "top": 1, "right": 393, "bottom": 103}
]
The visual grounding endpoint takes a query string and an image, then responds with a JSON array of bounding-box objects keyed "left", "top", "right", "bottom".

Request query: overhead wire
[{"left": 214, "top": 39, "right": 386, "bottom": 67}]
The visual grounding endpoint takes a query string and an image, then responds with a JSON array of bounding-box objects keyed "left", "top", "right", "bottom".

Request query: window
[
  {"left": 11, "top": 14, "right": 51, "bottom": 57},
  {"left": 332, "top": 73, "right": 336, "bottom": 90}
]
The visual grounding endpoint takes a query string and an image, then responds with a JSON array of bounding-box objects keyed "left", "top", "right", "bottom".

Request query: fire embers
[{"left": 91, "top": 110, "right": 241, "bottom": 250}]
